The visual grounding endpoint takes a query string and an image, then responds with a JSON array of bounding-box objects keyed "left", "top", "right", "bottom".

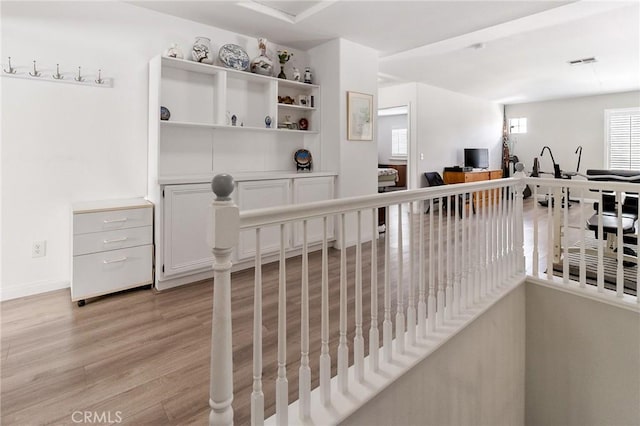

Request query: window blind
[
  {"left": 391, "top": 128, "right": 408, "bottom": 157},
  {"left": 606, "top": 108, "right": 640, "bottom": 169}
]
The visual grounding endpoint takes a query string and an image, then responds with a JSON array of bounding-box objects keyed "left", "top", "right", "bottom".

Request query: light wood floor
[{"left": 0, "top": 198, "right": 589, "bottom": 425}]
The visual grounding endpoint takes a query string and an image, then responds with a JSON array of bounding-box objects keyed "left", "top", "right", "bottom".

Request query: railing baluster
[
  {"left": 428, "top": 198, "right": 436, "bottom": 332},
  {"left": 532, "top": 185, "right": 539, "bottom": 277},
  {"left": 299, "top": 221, "right": 310, "bottom": 420},
  {"left": 396, "top": 203, "right": 405, "bottom": 354},
  {"left": 445, "top": 196, "right": 453, "bottom": 320},
  {"left": 354, "top": 211, "right": 364, "bottom": 382},
  {"left": 460, "top": 192, "right": 467, "bottom": 308},
  {"left": 338, "top": 214, "right": 349, "bottom": 393},
  {"left": 500, "top": 187, "right": 505, "bottom": 282},
  {"left": 453, "top": 194, "right": 460, "bottom": 316},
  {"left": 563, "top": 186, "right": 569, "bottom": 284},
  {"left": 369, "top": 208, "right": 379, "bottom": 372},
  {"left": 252, "top": 229, "right": 264, "bottom": 426},
  {"left": 579, "top": 189, "right": 586, "bottom": 288},
  {"left": 637, "top": 195, "right": 640, "bottom": 305},
  {"left": 481, "top": 190, "right": 487, "bottom": 298},
  {"left": 437, "top": 198, "right": 445, "bottom": 327},
  {"left": 383, "top": 206, "right": 392, "bottom": 362},
  {"left": 508, "top": 186, "right": 515, "bottom": 277},
  {"left": 276, "top": 224, "right": 288, "bottom": 426},
  {"left": 514, "top": 166, "right": 526, "bottom": 273},
  {"left": 319, "top": 217, "right": 331, "bottom": 405},
  {"left": 616, "top": 191, "right": 624, "bottom": 297},
  {"left": 546, "top": 187, "right": 553, "bottom": 281},
  {"left": 597, "top": 190, "right": 604, "bottom": 292},
  {"left": 407, "top": 202, "right": 417, "bottom": 345},
  {"left": 418, "top": 200, "right": 427, "bottom": 337},
  {"left": 474, "top": 190, "right": 481, "bottom": 304},
  {"left": 490, "top": 188, "right": 496, "bottom": 291}
]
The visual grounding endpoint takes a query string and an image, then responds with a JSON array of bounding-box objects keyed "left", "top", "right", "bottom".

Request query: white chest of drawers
[{"left": 71, "top": 198, "right": 153, "bottom": 306}]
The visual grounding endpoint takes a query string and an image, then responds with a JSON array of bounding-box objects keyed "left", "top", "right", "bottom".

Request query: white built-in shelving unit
[{"left": 147, "top": 55, "right": 335, "bottom": 290}]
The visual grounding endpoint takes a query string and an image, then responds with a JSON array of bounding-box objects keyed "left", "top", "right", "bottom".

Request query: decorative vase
[
  {"left": 192, "top": 36, "right": 213, "bottom": 64},
  {"left": 304, "top": 67, "right": 312, "bottom": 84},
  {"left": 250, "top": 38, "right": 274, "bottom": 76}
]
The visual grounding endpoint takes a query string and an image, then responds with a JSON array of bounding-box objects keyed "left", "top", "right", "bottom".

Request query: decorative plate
[
  {"left": 298, "top": 118, "right": 309, "bottom": 131},
  {"left": 160, "top": 106, "right": 170, "bottom": 121},
  {"left": 218, "top": 44, "right": 250, "bottom": 71},
  {"left": 294, "top": 149, "right": 312, "bottom": 169}
]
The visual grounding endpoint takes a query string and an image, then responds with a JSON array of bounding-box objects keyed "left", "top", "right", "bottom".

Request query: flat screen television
[{"left": 464, "top": 148, "right": 489, "bottom": 169}]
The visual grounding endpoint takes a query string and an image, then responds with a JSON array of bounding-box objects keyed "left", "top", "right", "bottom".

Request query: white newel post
[
  {"left": 513, "top": 163, "right": 526, "bottom": 274},
  {"left": 208, "top": 174, "right": 239, "bottom": 426}
]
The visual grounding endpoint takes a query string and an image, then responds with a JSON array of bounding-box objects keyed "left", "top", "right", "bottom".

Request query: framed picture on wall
[{"left": 347, "top": 91, "right": 373, "bottom": 141}]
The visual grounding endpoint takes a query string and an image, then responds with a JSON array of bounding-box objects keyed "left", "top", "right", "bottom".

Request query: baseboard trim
[{"left": 1, "top": 279, "right": 69, "bottom": 301}]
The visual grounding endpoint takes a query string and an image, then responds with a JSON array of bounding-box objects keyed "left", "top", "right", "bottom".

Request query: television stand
[{"left": 443, "top": 169, "right": 503, "bottom": 208}]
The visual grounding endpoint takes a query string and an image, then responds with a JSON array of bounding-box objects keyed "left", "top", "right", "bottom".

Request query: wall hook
[
  {"left": 52, "top": 64, "right": 64, "bottom": 80},
  {"left": 95, "top": 69, "right": 104, "bottom": 84},
  {"left": 29, "top": 60, "right": 41, "bottom": 77},
  {"left": 74, "top": 66, "right": 84, "bottom": 82},
  {"left": 3, "top": 57, "right": 16, "bottom": 74}
]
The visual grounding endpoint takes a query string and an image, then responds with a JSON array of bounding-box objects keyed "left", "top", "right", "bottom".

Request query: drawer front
[
  {"left": 72, "top": 245, "right": 153, "bottom": 300},
  {"left": 74, "top": 207, "right": 152, "bottom": 235},
  {"left": 73, "top": 226, "right": 152, "bottom": 256}
]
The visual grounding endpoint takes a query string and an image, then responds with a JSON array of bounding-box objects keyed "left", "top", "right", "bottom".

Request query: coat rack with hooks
[{"left": 2, "top": 57, "right": 113, "bottom": 88}]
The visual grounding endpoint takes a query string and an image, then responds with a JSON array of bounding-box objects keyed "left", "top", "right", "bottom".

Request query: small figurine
[
  {"left": 164, "top": 43, "right": 184, "bottom": 59},
  {"left": 292, "top": 67, "right": 301, "bottom": 82},
  {"left": 231, "top": 114, "right": 237, "bottom": 126},
  {"left": 265, "top": 116, "right": 272, "bottom": 128},
  {"left": 304, "top": 67, "right": 312, "bottom": 84}
]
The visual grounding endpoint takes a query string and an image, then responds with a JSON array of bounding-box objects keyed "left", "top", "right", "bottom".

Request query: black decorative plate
[{"left": 294, "top": 149, "right": 312, "bottom": 168}]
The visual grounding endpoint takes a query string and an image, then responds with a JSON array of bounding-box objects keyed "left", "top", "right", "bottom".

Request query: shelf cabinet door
[
  {"left": 237, "top": 179, "right": 291, "bottom": 260},
  {"left": 162, "top": 183, "right": 216, "bottom": 277},
  {"left": 292, "top": 176, "right": 335, "bottom": 246}
]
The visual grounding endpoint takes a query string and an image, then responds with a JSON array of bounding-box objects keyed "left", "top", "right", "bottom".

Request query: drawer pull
[
  {"left": 103, "top": 237, "right": 128, "bottom": 244},
  {"left": 103, "top": 257, "right": 127, "bottom": 264},
  {"left": 103, "top": 218, "right": 128, "bottom": 224}
]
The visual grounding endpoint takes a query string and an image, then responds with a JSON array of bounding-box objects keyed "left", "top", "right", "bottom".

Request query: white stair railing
[{"left": 207, "top": 169, "right": 528, "bottom": 426}]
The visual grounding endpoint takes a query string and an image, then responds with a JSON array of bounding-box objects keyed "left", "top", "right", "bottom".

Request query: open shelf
[
  {"left": 277, "top": 104, "right": 316, "bottom": 111},
  {"left": 160, "top": 120, "right": 317, "bottom": 134}
]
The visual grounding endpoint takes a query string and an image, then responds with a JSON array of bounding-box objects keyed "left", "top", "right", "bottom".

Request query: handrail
[
  {"left": 240, "top": 177, "right": 519, "bottom": 230},
  {"left": 525, "top": 176, "right": 640, "bottom": 193}
]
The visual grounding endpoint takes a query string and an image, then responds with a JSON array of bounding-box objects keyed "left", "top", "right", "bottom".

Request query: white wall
[
  {"left": 379, "top": 83, "right": 503, "bottom": 189},
  {"left": 0, "top": 2, "right": 309, "bottom": 300},
  {"left": 525, "top": 283, "right": 640, "bottom": 426},
  {"left": 309, "top": 38, "right": 378, "bottom": 248},
  {"left": 342, "top": 284, "right": 526, "bottom": 426},
  {"left": 506, "top": 91, "right": 640, "bottom": 174}
]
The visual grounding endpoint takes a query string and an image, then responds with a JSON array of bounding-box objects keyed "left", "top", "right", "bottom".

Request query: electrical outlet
[{"left": 32, "top": 240, "right": 46, "bottom": 258}]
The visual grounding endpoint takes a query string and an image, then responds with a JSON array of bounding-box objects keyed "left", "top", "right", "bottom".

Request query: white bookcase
[{"left": 147, "top": 55, "right": 335, "bottom": 290}]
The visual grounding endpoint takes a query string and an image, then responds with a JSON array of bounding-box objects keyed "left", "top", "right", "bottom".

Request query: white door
[
  {"left": 292, "top": 176, "right": 335, "bottom": 246},
  {"left": 162, "top": 183, "right": 215, "bottom": 277},
  {"left": 237, "top": 179, "right": 291, "bottom": 260}
]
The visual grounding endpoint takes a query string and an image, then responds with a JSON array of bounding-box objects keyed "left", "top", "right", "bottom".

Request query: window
[
  {"left": 391, "top": 128, "right": 408, "bottom": 157},
  {"left": 509, "top": 117, "right": 527, "bottom": 134},
  {"left": 605, "top": 108, "right": 640, "bottom": 169}
]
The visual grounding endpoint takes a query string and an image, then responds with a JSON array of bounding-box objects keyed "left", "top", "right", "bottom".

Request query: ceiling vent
[{"left": 568, "top": 57, "right": 597, "bottom": 65}]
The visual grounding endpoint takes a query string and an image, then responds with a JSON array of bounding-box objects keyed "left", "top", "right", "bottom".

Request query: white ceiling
[{"left": 131, "top": 0, "right": 640, "bottom": 104}]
